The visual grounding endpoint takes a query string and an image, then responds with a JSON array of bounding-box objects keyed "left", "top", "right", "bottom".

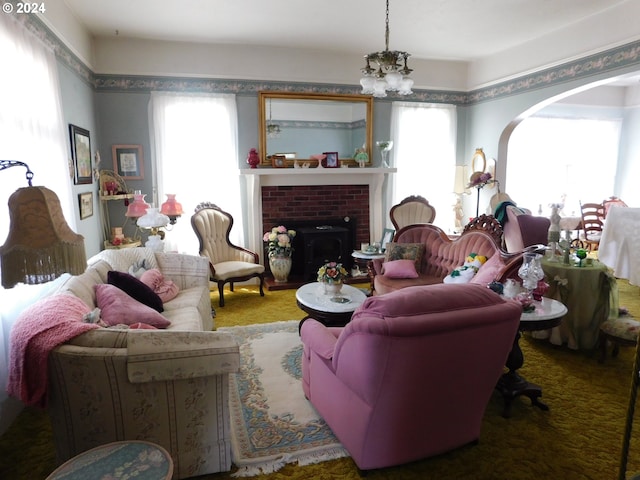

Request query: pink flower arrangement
[
  {"left": 317, "top": 261, "right": 348, "bottom": 284},
  {"left": 263, "top": 225, "right": 296, "bottom": 258}
]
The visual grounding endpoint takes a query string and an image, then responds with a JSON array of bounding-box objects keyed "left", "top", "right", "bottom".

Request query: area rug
[{"left": 219, "top": 320, "right": 349, "bottom": 477}]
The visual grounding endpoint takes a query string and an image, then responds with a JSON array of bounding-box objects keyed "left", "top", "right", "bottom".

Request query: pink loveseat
[
  {"left": 371, "top": 221, "right": 522, "bottom": 295},
  {"left": 300, "top": 283, "right": 521, "bottom": 471}
]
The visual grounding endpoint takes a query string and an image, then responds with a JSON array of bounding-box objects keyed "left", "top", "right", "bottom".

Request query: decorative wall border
[{"left": 22, "top": 11, "right": 640, "bottom": 106}]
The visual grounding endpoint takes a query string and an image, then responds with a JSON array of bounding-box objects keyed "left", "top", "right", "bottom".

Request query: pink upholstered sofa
[
  {"left": 371, "top": 219, "right": 522, "bottom": 295},
  {"left": 300, "top": 283, "right": 522, "bottom": 471}
]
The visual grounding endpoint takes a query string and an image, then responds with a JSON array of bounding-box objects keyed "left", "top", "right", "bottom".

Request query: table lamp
[
  {"left": 137, "top": 206, "right": 170, "bottom": 252},
  {"left": 160, "top": 194, "right": 183, "bottom": 225},
  {"left": 0, "top": 160, "right": 86, "bottom": 288}
]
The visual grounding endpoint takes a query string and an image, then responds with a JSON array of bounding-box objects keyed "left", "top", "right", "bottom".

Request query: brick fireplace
[{"left": 241, "top": 167, "right": 396, "bottom": 274}]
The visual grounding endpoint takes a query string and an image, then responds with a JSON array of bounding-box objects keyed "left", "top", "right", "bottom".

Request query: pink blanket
[{"left": 7, "top": 294, "right": 98, "bottom": 408}]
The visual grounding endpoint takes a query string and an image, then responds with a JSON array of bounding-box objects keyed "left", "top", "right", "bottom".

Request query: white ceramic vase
[{"left": 269, "top": 254, "right": 292, "bottom": 282}]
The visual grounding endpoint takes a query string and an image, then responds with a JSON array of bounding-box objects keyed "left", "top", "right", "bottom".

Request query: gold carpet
[{"left": 1, "top": 281, "right": 640, "bottom": 479}]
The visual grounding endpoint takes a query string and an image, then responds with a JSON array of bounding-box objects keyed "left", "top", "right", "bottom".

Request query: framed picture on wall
[
  {"left": 69, "top": 124, "right": 92, "bottom": 185},
  {"left": 112, "top": 144, "right": 144, "bottom": 180},
  {"left": 323, "top": 151, "right": 339, "bottom": 168},
  {"left": 78, "top": 191, "right": 93, "bottom": 220}
]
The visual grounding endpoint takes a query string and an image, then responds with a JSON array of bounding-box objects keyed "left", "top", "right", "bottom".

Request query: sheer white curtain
[
  {"left": 506, "top": 116, "right": 621, "bottom": 216},
  {"left": 149, "top": 92, "right": 241, "bottom": 254},
  {"left": 0, "top": 14, "right": 71, "bottom": 429},
  {"left": 390, "top": 102, "right": 457, "bottom": 233}
]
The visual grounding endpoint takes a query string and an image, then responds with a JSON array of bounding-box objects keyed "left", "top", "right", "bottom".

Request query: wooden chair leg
[
  {"left": 258, "top": 274, "right": 265, "bottom": 297},
  {"left": 218, "top": 281, "right": 225, "bottom": 307}
]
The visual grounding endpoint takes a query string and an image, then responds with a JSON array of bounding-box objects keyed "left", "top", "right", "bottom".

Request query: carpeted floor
[{"left": 1, "top": 280, "right": 640, "bottom": 479}]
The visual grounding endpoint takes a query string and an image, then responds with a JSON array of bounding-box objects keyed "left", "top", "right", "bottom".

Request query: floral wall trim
[{"left": 20, "top": 12, "right": 640, "bottom": 106}]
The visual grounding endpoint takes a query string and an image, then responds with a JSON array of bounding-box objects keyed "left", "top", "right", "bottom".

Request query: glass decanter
[{"left": 518, "top": 252, "right": 545, "bottom": 300}]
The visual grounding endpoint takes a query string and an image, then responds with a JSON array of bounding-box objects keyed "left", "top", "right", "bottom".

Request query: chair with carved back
[
  {"left": 191, "top": 202, "right": 265, "bottom": 306},
  {"left": 579, "top": 201, "right": 605, "bottom": 251},
  {"left": 389, "top": 195, "right": 436, "bottom": 231}
]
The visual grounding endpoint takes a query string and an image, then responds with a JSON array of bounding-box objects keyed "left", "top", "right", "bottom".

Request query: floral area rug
[{"left": 218, "top": 320, "right": 349, "bottom": 477}]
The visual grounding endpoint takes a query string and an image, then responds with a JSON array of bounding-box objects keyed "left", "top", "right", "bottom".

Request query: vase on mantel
[{"left": 269, "top": 254, "right": 292, "bottom": 283}]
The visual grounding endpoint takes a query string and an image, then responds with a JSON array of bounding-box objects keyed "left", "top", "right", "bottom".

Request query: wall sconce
[{"left": 0, "top": 160, "right": 86, "bottom": 288}]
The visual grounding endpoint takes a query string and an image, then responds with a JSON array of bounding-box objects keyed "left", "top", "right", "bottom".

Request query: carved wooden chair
[
  {"left": 579, "top": 201, "right": 605, "bottom": 251},
  {"left": 462, "top": 214, "right": 504, "bottom": 247},
  {"left": 191, "top": 202, "right": 265, "bottom": 306},
  {"left": 389, "top": 195, "right": 436, "bottom": 231}
]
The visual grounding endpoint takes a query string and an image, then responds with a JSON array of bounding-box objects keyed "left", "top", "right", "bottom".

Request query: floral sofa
[
  {"left": 371, "top": 217, "right": 523, "bottom": 295},
  {"left": 43, "top": 248, "right": 239, "bottom": 478}
]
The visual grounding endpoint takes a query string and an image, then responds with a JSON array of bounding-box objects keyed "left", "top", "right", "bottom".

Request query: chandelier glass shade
[
  {"left": 360, "top": 0, "right": 414, "bottom": 98},
  {"left": 266, "top": 99, "right": 281, "bottom": 138}
]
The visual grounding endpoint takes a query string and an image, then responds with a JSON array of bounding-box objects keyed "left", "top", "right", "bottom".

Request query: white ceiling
[{"left": 64, "top": 0, "right": 631, "bottom": 62}]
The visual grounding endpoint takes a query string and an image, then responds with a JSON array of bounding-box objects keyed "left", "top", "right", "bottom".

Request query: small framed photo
[
  {"left": 78, "top": 191, "right": 93, "bottom": 220},
  {"left": 112, "top": 144, "right": 144, "bottom": 179},
  {"left": 69, "top": 124, "right": 92, "bottom": 185},
  {"left": 271, "top": 154, "right": 287, "bottom": 168},
  {"left": 380, "top": 228, "right": 395, "bottom": 252},
  {"left": 323, "top": 151, "right": 339, "bottom": 168}
]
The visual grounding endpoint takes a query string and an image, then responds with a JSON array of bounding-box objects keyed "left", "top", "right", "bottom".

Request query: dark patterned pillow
[
  {"left": 107, "top": 270, "right": 163, "bottom": 312},
  {"left": 384, "top": 243, "right": 426, "bottom": 273}
]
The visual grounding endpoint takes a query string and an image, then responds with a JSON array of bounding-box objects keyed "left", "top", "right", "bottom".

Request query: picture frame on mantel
[
  {"left": 112, "top": 144, "right": 144, "bottom": 180},
  {"left": 271, "top": 154, "right": 287, "bottom": 168},
  {"left": 69, "top": 124, "right": 92, "bottom": 185},
  {"left": 323, "top": 152, "right": 339, "bottom": 168}
]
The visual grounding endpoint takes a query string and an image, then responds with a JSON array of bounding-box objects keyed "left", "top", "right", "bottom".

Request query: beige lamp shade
[{"left": 0, "top": 186, "right": 86, "bottom": 288}]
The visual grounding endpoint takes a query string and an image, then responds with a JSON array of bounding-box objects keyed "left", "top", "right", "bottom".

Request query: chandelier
[
  {"left": 360, "top": 0, "right": 414, "bottom": 98},
  {"left": 266, "top": 99, "right": 281, "bottom": 138}
]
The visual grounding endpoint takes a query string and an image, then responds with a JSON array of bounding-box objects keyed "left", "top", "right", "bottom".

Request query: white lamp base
[{"left": 145, "top": 234, "right": 164, "bottom": 252}]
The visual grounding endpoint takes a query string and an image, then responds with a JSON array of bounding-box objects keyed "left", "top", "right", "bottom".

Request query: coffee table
[
  {"left": 296, "top": 282, "right": 367, "bottom": 328},
  {"left": 46, "top": 440, "right": 173, "bottom": 479},
  {"left": 496, "top": 297, "right": 568, "bottom": 418}
]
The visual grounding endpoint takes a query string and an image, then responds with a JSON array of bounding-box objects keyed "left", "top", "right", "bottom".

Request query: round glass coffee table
[{"left": 296, "top": 282, "right": 367, "bottom": 328}]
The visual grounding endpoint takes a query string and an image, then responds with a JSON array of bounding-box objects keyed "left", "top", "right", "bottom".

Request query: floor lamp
[{"left": 0, "top": 160, "right": 86, "bottom": 288}]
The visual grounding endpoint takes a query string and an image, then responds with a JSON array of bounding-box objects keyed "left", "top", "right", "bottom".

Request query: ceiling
[{"left": 64, "top": 0, "right": 630, "bottom": 63}]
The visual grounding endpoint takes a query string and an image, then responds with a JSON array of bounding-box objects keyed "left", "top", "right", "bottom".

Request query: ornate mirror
[{"left": 258, "top": 92, "right": 373, "bottom": 166}]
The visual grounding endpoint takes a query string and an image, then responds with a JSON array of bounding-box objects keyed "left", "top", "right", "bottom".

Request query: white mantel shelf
[{"left": 240, "top": 167, "right": 396, "bottom": 259}]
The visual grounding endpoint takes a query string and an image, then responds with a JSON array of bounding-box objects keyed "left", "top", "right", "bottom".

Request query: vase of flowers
[
  {"left": 317, "top": 261, "right": 348, "bottom": 296},
  {"left": 264, "top": 226, "right": 296, "bottom": 282}
]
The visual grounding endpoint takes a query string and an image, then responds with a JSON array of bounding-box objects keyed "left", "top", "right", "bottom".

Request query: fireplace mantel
[{"left": 241, "top": 167, "right": 396, "bottom": 259}]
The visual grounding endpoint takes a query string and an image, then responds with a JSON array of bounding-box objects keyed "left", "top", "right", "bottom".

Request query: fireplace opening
[
  {"left": 265, "top": 217, "right": 355, "bottom": 282},
  {"left": 295, "top": 226, "right": 350, "bottom": 281}
]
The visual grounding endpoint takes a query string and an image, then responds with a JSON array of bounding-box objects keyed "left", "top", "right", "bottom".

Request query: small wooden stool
[{"left": 599, "top": 315, "right": 640, "bottom": 363}]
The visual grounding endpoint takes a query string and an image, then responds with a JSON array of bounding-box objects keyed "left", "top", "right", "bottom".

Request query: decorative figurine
[{"left": 246, "top": 148, "right": 260, "bottom": 169}]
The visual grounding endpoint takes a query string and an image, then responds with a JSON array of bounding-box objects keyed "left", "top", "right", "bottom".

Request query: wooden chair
[
  {"left": 579, "top": 201, "right": 605, "bottom": 251},
  {"left": 389, "top": 195, "right": 436, "bottom": 231},
  {"left": 191, "top": 202, "right": 265, "bottom": 306},
  {"left": 603, "top": 196, "right": 628, "bottom": 217}
]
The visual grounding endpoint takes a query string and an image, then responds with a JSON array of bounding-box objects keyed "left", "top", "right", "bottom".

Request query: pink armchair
[{"left": 300, "top": 283, "right": 521, "bottom": 471}]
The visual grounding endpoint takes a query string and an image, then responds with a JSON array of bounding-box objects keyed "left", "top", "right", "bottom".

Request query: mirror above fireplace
[{"left": 258, "top": 92, "right": 373, "bottom": 166}]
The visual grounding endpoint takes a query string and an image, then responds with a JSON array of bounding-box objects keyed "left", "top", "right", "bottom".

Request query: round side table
[
  {"left": 46, "top": 440, "right": 173, "bottom": 480},
  {"left": 296, "top": 282, "right": 367, "bottom": 328}
]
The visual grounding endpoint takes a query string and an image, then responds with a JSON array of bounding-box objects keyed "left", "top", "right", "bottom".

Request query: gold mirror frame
[{"left": 258, "top": 92, "right": 373, "bottom": 166}]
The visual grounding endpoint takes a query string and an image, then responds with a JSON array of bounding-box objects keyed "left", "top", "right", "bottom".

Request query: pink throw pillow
[
  {"left": 470, "top": 254, "right": 505, "bottom": 285},
  {"left": 382, "top": 259, "right": 419, "bottom": 279},
  {"left": 140, "top": 269, "right": 179, "bottom": 303},
  {"left": 95, "top": 284, "right": 171, "bottom": 328}
]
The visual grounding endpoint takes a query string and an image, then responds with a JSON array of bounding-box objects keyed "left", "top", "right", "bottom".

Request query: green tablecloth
[{"left": 541, "top": 259, "right": 618, "bottom": 350}]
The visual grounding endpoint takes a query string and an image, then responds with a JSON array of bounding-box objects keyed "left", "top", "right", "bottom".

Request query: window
[
  {"left": 149, "top": 92, "right": 241, "bottom": 253},
  {"left": 391, "top": 102, "right": 457, "bottom": 233},
  {"left": 506, "top": 115, "right": 621, "bottom": 216}
]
